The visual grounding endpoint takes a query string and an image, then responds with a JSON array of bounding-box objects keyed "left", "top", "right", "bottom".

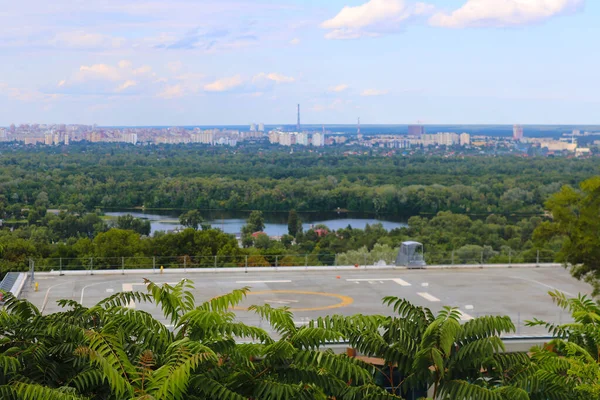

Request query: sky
[{"left": 0, "top": 0, "right": 598, "bottom": 126}]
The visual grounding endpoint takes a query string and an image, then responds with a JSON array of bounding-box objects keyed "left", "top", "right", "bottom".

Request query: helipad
[{"left": 18, "top": 265, "right": 590, "bottom": 336}]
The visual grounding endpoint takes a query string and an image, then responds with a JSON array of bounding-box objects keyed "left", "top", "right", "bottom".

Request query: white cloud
[
  {"left": 361, "top": 89, "right": 389, "bottom": 96},
  {"left": 430, "top": 0, "right": 584, "bottom": 28},
  {"left": 322, "top": 0, "right": 434, "bottom": 39},
  {"left": 55, "top": 61, "right": 159, "bottom": 95},
  {"left": 116, "top": 80, "right": 137, "bottom": 92},
  {"left": 289, "top": 38, "right": 301, "bottom": 45},
  {"left": 329, "top": 84, "right": 349, "bottom": 92},
  {"left": 0, "top": 82, "right": 60, "bottom": 102},
  {"left": 157, "top": 84, "right": 184, "bottom": 99},
  {"left": 118, "top": 60, "right": 132, "bottom": 69},
  {"left": 253, "top": 72, "right": 295, "bottom": 84},
  {"left": 204, "top": 75, "right": 244, "bottom": 92}
]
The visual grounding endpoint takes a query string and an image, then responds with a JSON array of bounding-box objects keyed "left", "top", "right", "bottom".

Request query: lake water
[{"left": 104, "top": 210, "right": 408, "bottom": 236}]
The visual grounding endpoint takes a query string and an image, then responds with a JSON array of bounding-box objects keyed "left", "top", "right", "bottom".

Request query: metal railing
[{"left": 0, "top": 247, "right": 559, "bottom": 278}]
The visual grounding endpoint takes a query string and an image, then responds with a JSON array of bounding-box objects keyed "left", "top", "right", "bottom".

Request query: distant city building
[
  {"left": 258, "top": 123, "right": 265, "bottom": 132},
  {"left": 421, "top": 132, "right": 459, "bottom": 146},
  {"left": 311, "top": 132, "right": 325, "bottom": 147},
  {"left": 44, "top": 133, "right": 53, "bottom": 145},
  {"left": 408, "top": 125, "right": 425, "bottom": 137},
  {"left": 513, "top": 125, "right": 524, "bottom": 141},
  {"left": 64, "top": 134, "right": 70, "bottom": 145},
  {"left": 460, "top": 133, "right": 471, "bottom": 146},
  {"left": 250, "top": 123, "right": 256, "bottom": 132},
  {"left": 268, "top": 131, "right": 280, "bottom": 144},
  {"left": 296, "top": 132, "right": 309, "bottom": 146},
  {"left": 121, "top": 132, "right": 138, "bottom": 145},
  {"left": 279, "top": 132, "right": 292, "bottom": 146}
]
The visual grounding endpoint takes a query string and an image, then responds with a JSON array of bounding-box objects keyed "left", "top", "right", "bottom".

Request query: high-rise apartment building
[
  {"left": 408, "top": 125, "right": 425, "bottom": 137},
  {"left": 296, "top": 132, "right": 309, "bottom": 145},
  {"left": 312, "top": 132, "right": 325, "bottom": 147},
  {"left": 460, "top": 133, "right": 471, "bottom": 146},
  {"left": 268, "top": 131, "right": 280, "bottom": 144},
  {"left": 513, "top": 125, "right": 524, "bottom": 141}
]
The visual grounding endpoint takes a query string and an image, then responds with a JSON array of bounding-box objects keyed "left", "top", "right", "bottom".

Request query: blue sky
[{"left": 0, "top": 0, "right": 597, "bottom": 125}]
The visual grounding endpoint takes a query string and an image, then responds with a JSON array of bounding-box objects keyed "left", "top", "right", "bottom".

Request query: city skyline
[{"left": 1, "top": 0, "right": 598, "bottom": 125}]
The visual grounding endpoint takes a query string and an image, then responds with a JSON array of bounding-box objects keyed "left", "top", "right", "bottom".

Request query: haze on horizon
[{"left": 0, "top": 0, "right": 597, "bottom": 126}]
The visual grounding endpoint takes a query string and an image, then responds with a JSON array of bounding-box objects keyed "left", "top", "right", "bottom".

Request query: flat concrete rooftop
[{"left": 19, "top": 266, "right": 591, "bottom": 336}]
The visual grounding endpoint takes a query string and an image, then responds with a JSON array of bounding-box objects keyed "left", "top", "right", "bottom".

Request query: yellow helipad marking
[{"left": 233, "top": 290, "right": 354, "bottom": 312}]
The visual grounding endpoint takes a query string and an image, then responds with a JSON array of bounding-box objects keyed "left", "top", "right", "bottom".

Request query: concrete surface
[{"left": 20, "top": 266, "right": 591, "bottom": 336}]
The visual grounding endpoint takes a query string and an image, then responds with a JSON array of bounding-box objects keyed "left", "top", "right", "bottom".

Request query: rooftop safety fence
[{"left": 0, "top": 248, "right": 559, "bottom": 280}]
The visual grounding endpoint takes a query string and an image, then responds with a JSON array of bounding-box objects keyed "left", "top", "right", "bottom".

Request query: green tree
[
  {"left": 0, "top": 280, "right": 398, "bottom": 400},
  {"left": 287, "top": 209, "right": 302, "bottom": 237},
  {"left": 246, "top": 210, "right": 265, "bottom": 233},
  {"left": 178, "top": 210, "right": 204, "bottom": 230},
  {"left": 534, "top": 177, "right": 600, "bottom": 294},
  {"left": 313, "top": 296, "right": 531, "bottom": 399},
  {"left": 527, "top": 290, "right": 600, "bottom": 399},
  {"left": 115, "top": 214, "right": 151, "bottom": 236}
]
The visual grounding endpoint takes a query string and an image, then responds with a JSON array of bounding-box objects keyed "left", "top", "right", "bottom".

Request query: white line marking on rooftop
[
  {"left": 41, "top": 282, "right": 72, "bottom": 313},
  {"left": 421, "top": 282, "right": 429, "bottom": 287},
  {"left": 345, "top": 278, "right": 412, "bottom": 286},
  {"left": 236, "top": 280, "right": 292, "bottom": 284},
  {"left": 509, "top": 276, "right": 576, "bottom": 297},
  {"left": 417, "top": 292, "right": 440, "bottom": 302},
  {"left": 459, "top": 311, "right": 474, "bottom": 321},
  {"left": 106, "top": 289, "right": 114, "bottom": 293},
  {"left": 122, "top": 284, "right": 136, "bottom": 309},
  {"left": 80, "top": 281, "right": 114, "bottom": 306},
  {"left": 465, "top": 305, "right": 474, "bottom": 310}
]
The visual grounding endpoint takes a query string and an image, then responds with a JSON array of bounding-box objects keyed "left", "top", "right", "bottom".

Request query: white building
[
  {"left": 312, "top": 132, "right": 325, "bottom": 147},
  {"left": 460, "top": 133, "right": 471, "bottom": 146},
  {"left": 121, "top": 132, "right": 138, "bottom": 145},
  {"left": 268, "top": 131, "right": 280, "bottom": 144},
  {"left": 279, "top": 132, "right": 292, "bottom": 146},
  {"left": 296, "top": 132, "right": 309, "bottom": 146},
  {"left": 258, "top": 123, "right": 265, "bottom": 132}
]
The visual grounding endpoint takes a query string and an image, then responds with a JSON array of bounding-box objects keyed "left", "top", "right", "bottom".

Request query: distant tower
[
  {"left": 297, "top": 104, "right": 301, "bottom": 131},
  {"left": 357, "top": 118, "right": 363, "bottom": 140}
]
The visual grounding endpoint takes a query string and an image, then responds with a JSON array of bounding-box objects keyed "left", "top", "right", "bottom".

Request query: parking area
[{"left": 20, "top": 266, "right": 590, "bottom": 336}]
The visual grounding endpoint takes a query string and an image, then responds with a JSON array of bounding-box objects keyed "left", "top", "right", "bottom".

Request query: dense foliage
[
  {"left": 1, "top": 280, "right": 597, "bottom": 399},
  {"left": 1, "top": 143, "right": 598, "bottom": 218},
  {"left": 0, "top": 209, "right": 561, "bottom": 279},
  {"left": 534, "top": 176, "right": 600, "bottom": 294}
]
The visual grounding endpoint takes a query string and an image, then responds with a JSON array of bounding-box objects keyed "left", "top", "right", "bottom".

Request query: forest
[
  {"left": 0, "top": 143, "right": 596, "bottom": 278},
  {"left": 0, "top": 142, "right": 599, "bottom": 217}
]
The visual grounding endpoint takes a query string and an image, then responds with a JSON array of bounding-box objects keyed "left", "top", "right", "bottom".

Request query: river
[{"left": 103, "top": 210, "right": 408, "bottom": 236}]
